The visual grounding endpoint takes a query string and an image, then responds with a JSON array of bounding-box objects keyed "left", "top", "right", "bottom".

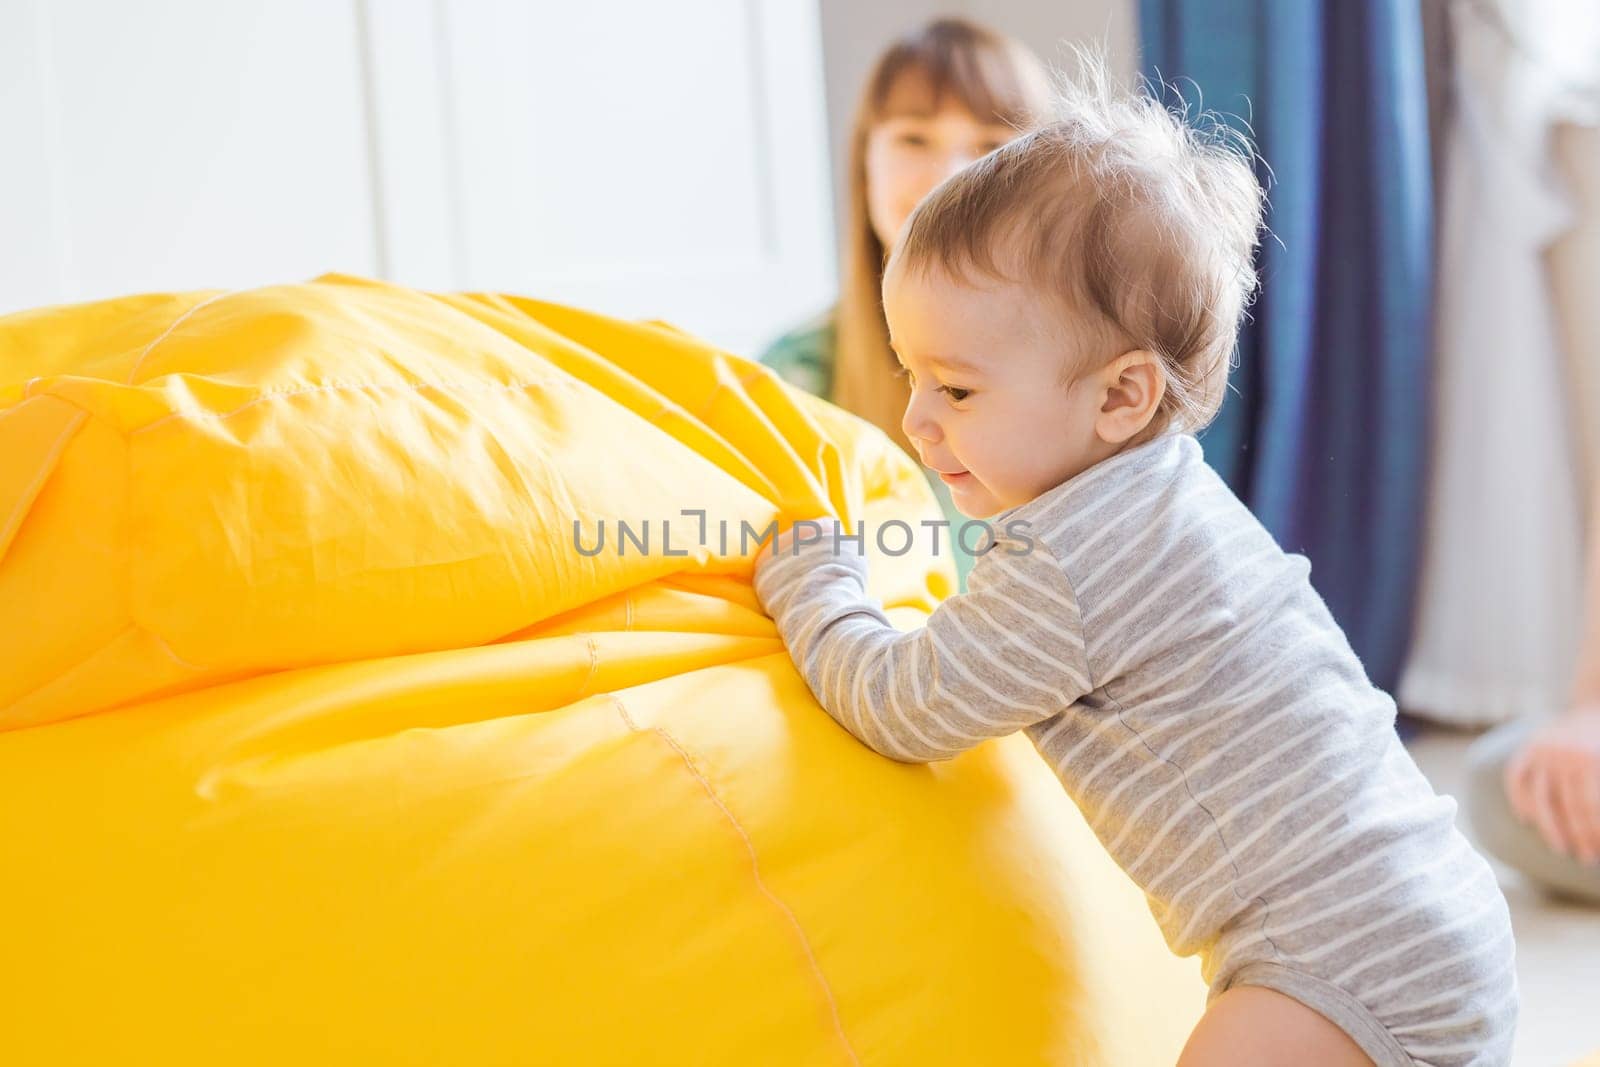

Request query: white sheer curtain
[
  {"left": 1551, "top": 122, "right": 1600, "bottom": 486},
  {"left": 1399, "top": 0, "right": 1600, "bottom": 725}
]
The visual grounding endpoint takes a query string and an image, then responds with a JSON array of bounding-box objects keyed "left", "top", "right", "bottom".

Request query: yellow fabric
[{"left": 0, "top": 275, "right": 1204, "bottom": 1064}]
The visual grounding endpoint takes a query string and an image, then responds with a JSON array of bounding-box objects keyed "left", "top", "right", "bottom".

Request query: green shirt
[
  {"left": 759, "top": 308, "right": 836, "bottom": 397},
  {"left": 759, "top": 308, "right": 977, "bottom": 591}
]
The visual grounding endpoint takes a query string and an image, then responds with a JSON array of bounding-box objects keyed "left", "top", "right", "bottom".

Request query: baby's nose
[{"left": 901, "top": 401, "right": 942, "bottom": 447}]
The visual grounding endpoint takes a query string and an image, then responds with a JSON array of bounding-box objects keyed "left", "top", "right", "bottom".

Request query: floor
[{"left": 1407, "top": 726, "right": 1600, "bottom": 1067}]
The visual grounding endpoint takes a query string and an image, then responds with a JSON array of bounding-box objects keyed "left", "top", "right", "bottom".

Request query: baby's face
[{"left": 883, "top": 258, "right": 1114, "bottom": 518}]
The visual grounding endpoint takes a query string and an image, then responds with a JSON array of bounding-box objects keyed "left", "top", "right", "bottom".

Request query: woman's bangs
[{"left": 870, "top": 40, "right": 1039, "bottom": 129}]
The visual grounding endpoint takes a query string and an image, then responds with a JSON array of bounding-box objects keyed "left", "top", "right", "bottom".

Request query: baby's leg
[{"left": 1176, "top": 985, "right": 1376, "bottom": 1067}]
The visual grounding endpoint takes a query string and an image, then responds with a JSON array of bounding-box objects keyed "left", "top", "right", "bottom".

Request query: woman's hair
[
  {"left": 891, "top": 51, "right": 1265, "bottom": 439},
  {"left": 833, "top": 17, "right": 1053, "bottom": 456}
]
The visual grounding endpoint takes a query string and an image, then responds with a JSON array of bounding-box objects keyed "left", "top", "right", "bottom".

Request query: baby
[{"left": 752, "top": 65, "right": 1516, "bottom": 1067}]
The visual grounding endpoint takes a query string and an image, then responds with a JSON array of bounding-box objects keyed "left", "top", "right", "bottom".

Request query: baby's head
[{"left": 883, "top": 57, "right": 1264, "bottom": 518}]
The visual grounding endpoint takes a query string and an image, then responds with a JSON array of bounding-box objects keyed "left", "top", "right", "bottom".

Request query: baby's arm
[{"left": 752, "top": 519, "right": 1092, "bottom": 762}]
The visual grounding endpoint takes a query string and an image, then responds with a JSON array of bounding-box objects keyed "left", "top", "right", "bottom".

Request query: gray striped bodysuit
[{"left": 753, "top": 432, "right": 1517, "bottom": 1067}]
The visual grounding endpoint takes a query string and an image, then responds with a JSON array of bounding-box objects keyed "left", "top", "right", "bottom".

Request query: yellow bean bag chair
[{"left": 0, "top": 276, "right": 1204, "bottom": 1065}]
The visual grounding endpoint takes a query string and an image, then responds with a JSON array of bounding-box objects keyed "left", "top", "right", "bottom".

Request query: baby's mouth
[{"left": 920, "top": 452, "right": 970, "bottom": 483}]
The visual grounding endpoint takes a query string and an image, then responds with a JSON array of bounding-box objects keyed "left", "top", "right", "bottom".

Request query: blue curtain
[{"left": 1139, "top": 0, "right": 1434, "bottom": 693}]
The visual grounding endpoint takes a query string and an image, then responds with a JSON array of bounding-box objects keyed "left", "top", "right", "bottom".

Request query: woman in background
[{"left": 761, "top": 17, "right": 1053, "bottom": 590}]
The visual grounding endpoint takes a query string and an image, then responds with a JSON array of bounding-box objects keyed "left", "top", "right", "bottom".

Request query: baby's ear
[{"left": 1095, "top": 350, "right": 1165, "bottom": 444}]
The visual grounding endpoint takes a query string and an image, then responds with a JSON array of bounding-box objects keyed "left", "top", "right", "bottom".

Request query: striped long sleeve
[
  {"left": 751, "top": 521, "right": 1092, "bottom": 763},
  {"left": 752, "top": 435, "right": 1517, "bottom": 1067}
]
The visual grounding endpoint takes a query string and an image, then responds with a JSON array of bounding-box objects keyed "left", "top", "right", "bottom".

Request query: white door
[
  {"left": 0, "top": 0, "right": 836, "bottom": 358},
  {"left": 0, "top": 0, "right": 380, "bottom": 313}
]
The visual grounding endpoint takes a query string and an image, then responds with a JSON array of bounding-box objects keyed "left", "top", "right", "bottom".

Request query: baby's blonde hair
[{"left": 889, "top": 51, "right": 1265, "bottom": 437}]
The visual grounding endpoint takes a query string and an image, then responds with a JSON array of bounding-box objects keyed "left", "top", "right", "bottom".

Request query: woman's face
[{"left": 864, "top": 79, "right": 1020, "bottom": 249}]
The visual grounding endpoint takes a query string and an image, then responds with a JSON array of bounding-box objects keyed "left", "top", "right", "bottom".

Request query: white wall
[
  {"left": 0, "top": 1, "right": 380, "bottom": 310},
  {"left": 0, "top": 0, "right": 837, "bottom": 359}
]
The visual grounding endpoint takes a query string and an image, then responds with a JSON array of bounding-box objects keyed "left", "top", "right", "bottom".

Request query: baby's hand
[{"left": 752, "top": 516, "right": 863, "bottom": 619}]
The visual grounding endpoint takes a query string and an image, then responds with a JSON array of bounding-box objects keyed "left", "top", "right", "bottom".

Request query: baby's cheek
[{"left": 991, "top": 437, "right": 1041, "bottom": 483}]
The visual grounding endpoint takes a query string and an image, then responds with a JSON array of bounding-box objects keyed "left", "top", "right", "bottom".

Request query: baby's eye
[
  {"left": 938, "top": 385, "right": 971, "bottom": 403},
  {"left": 896, "top": 133, "right": 929, "bottom": 148}
]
